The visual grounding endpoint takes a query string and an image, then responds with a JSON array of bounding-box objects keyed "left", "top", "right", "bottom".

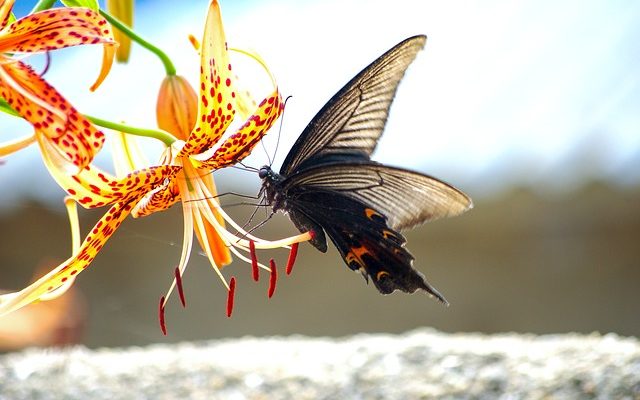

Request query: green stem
[
  {"left": 99, "top": 9, "right": 176, "bottom": 76},
  {"left": 31, "top": 0, "right": 57, "bottom": 13},
  {"left": 0, "top": 100, "right": 176, "bottom": 146},
  {"left": 87, "top": 116, "right": 176, "bottom": 146}
]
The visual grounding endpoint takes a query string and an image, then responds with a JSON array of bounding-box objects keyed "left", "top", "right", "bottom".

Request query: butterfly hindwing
[
  {"left": 281, "top": 35, "right": 427, "bottom": 175},
  {"left": 286, "top": 187, "right": 447, "bottom": 302}
]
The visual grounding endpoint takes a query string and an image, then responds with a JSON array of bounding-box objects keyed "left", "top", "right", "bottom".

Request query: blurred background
[{"left": 0, "top": 0, "right": 638, "bottom": 349}]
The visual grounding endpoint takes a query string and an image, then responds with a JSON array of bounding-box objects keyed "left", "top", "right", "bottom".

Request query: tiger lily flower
[
  {"left": 0, "top": 0, "right": 310, "bottom": 318},
  {"left": 0, "top": 0, "right": 116, "bottom": 169}
]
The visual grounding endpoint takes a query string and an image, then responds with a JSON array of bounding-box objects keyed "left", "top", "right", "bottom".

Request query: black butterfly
[{"left": 258, "top": 35, "right": 472, "bottom": 304}]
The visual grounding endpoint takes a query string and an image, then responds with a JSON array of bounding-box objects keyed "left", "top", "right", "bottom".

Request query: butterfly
[{"left": 258, "top": 35, "right": 472, "bottom": 304}]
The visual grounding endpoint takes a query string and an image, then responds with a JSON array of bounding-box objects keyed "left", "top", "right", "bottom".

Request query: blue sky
[{"left": 1, "top": 0, "right": 639, "bottom": 209}]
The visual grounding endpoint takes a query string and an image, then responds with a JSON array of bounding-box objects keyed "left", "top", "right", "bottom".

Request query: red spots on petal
[{"left": 286, "top": 243, "right": 299, "bottom": 276}]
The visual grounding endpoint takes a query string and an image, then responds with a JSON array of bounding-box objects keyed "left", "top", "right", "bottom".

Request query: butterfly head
[{"left": 258, "top": 165, "right": 271, "bottom": 180}]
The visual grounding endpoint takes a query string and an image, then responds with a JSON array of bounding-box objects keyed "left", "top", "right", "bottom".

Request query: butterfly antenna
[
  {"left": 184, "top": 191, "right": 259, "bottom": 204},
  {"left": 239, "top": 162, "right": 259, "bottom": 172},
  {"left": 271, "top": 95, "right": 293, "bottom": 167},
  {"left": 260, "top": 136, "right": 272, "bottom": 166}
]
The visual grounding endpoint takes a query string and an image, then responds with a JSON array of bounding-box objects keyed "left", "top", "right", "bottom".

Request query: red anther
[
  {"left": 249, "top": 240, "right": 259, "bottom": 281},
  {"left": 309, "top": 230, "right": 316, "bottom": 240},
  {"left": 226, "top": 277, "right": 236, "bottom": 317},
  {"left": 268, "top": 259, "right": 277, "bottom": 298},
  {"left": 158, "top": 296, "right": 167, "bottom": 336},
  {"left": 286, "top": 243, "right": 299, "bottom": 276},
  {"left": 174, "top": 267, "right": 186, "bottom": 307}
]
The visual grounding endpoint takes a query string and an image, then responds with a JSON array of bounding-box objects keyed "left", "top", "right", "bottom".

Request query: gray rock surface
[{"left": 0, "top": 328, "right": 638, "bottom": 400}]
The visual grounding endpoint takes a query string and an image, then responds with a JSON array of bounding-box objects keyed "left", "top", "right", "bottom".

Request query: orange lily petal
[
  {"left": 179, "top": 0, "right": 235, "bottom": 157},
  {"left": 38, "top": 133, "right": 181, "bottom": 208},
  {"left": 0, "top": 7, "right": 116, "bottom": 91},
  {"left": 191, "top": 89, "right": 283, "bottom": 169},
  {"left": 90, "top": 41, "right": 116, "bottom": 92},
  {"left": 0, "top": 0, "right": 13, "bottom": 31},
  {"left": 0, "top": 200, "right": 135, "bottom": 316},
  {"left": 0, "top": 132, "right": 35, "bottom": 156},
  {"left": 192, "top": 171, "right": 231, "bottom": 267},
  {"left": 193, "top": 216, "right": 232, "bottom": 267},
  {"left": 38, "top": 196, "right": 82, "bottom": 302},
  {"left": 131, "top": 177, "right": 181, "bottom": 217},
  {"left": 0, "top": 8, "right": 114, "bottom": 52},
  {"left": 71, "top": 164, "right": 182, "bottom": 208},
  {"left": 106, "top": 0, "right": 134, "bottom": 62},
  {"left": 0, "top": 59, "right": 105, "bottom": 169}
]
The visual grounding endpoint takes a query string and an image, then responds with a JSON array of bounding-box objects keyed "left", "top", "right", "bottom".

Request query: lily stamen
[
  {"left": 174, "top": 267, "right": 186, "bottom": 307},
  {"left": 159, "top": 296, "right": 167, "bottom": 336},
  {"left": 226, "top": 276, "right": 236, "bottom": 317},
  {"left": 286, "top": 243, "right": 299, "bottom": 276},
  {"left": 268, "top": 259, "right": 277, "bottom": 299},
  {"left": 250, "top": 240, "right": 259, "bottom": 281}
]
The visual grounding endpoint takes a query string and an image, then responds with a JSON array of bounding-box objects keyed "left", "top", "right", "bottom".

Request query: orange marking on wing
[
  {"left": 376, "top": 271, "right": 390, "bottom": 281},
  {"left": 345, "top": 245, "right": 370, "bottom": 269},
  {"left": 365, "top": 208, "right": 384, "bottom": 221}
]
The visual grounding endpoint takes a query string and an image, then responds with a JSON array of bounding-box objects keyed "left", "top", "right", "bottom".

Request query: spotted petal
[
  {"left": 179, "top": 0, "right": 235, "bottom": 157},
  {"left": 191, "top": 89, "right": 283, "bottom": 170},
  {"left": 0, "top": 7, "right": 116, "bottom": 90},
  {"left": 131, "top": 178, "right": 181, "bottom": 217},
  {"left": 38, "top": 132, "right": 181, "bottom": 208},
  {"left": 0, "top": 200, "right": 134, "bottom": 316},
  {"left": 0, "top": 0, "right": 13, "bottom": 31},
  {"left": 0, "top": 60, "right": 105, "bottom": 169}
]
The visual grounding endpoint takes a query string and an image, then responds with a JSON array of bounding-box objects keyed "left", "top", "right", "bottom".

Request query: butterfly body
[{"left": 259, "top": 35, "right": 472, "bottom": 303}]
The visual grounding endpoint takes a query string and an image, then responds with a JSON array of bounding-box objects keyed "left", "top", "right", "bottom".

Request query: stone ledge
[{"left": 0, "top": 328, "right": 638, "bottom": 399}]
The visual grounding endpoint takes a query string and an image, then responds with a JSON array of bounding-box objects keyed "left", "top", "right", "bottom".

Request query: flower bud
[{"left": 156, "top": 75, "right": 198, "bottom": 141}]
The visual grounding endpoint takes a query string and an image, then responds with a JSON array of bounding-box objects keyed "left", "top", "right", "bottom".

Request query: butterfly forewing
[
  {"left": 281, "top": 35, "right": 427, "bottom": 175},
  {"left": 282, "top": 162, "right": 472, "bottom": 231}
]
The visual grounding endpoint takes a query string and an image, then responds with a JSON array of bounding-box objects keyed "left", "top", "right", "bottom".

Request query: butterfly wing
[
  {"left": 284, "top": 187, "right": 447, "bottom": 301},
  {"left": 282, "top": 162, "right": 472, "bottom": 231},
  {"left": 280, "top": 35, "right": 427, "bottom": 175}
]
